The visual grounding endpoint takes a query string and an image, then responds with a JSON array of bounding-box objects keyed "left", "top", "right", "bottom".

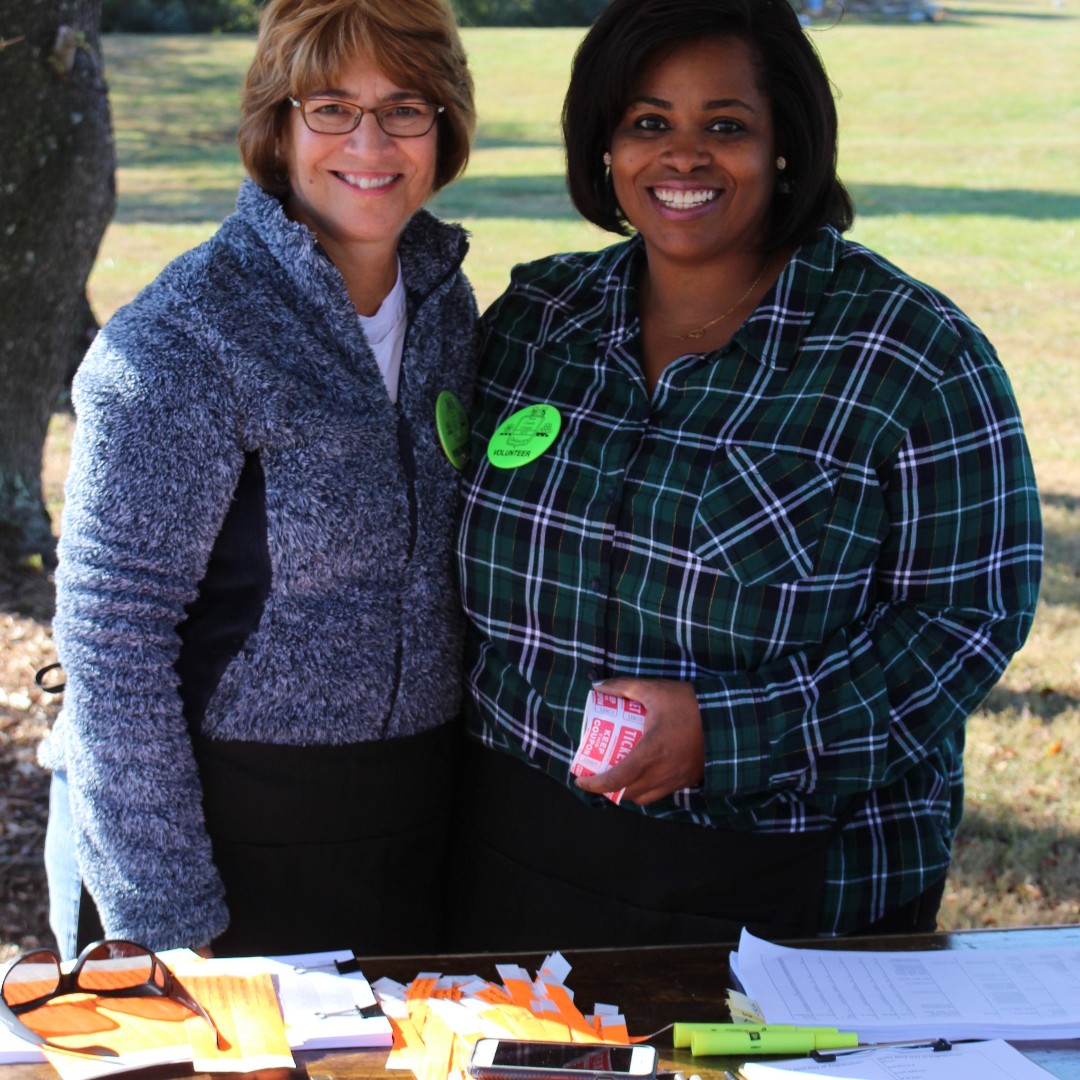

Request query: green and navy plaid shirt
[{"left": 457, "top": 226, "right": 1041, "bottom": 934}]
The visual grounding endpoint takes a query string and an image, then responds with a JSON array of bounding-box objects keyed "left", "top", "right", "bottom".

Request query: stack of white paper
[
  {"left": 740, "top": 1039, "right": 1055, "bottom": 1080},
  {"left": 731, "top": 930, "right": 1080, "bottom": 1043},
  {"left": 210, "top": 950, "right": 394, "bottom": 1051}
]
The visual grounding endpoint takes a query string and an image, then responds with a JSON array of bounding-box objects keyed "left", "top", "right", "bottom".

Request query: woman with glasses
[
  {"left": 42, "top": 0, "right": 477, "bottom": 957},
  {"left": 452, "top": 0, "right": 1041, "bottom": 947}
]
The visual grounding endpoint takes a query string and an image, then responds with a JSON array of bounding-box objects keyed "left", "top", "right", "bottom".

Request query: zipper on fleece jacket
[
  {"left": 382, "top": 250, "right": 466, "bottom": 733},
  {"left": 386, "top": 370, "right": 418, "bottom": 731}
]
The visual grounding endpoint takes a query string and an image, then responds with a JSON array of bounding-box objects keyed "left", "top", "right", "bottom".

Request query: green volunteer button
[
  {"left": 436, "top": 390, "right": 470, "bottom": 470},
  {"left": 486, "top": 403, "right": 562, "bottom": 469}
]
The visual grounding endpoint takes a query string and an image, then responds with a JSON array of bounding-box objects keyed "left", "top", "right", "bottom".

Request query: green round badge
[
  {"left": 486, "top": 403, "right": 562, "bottom": 469},
  {"left": 436, "top": 390, "right": 470, "bottom": 470}
]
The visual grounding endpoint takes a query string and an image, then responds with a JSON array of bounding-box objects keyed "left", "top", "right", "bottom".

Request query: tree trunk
[{"left": 0, "top": 0, "right": 115, "bottom": 566}]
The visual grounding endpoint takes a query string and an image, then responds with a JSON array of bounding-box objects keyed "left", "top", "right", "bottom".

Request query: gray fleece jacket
[{"left": 43, "top": 179, "right": 477, "bottom": 949}]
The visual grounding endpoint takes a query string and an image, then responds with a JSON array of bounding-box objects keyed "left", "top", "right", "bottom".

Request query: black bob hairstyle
[{"left": 562, "top": 0, "right": 855, "bottom": 252}]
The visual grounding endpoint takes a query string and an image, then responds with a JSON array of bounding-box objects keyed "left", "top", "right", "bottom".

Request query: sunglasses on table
[{"left": 0, "top": 939, "right": 224, "bottom": 1057}]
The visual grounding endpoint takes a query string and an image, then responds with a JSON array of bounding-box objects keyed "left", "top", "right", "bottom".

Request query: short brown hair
[
  {"left": 563, "top": 0, "right": 853, "bottom": 252},
  {"left": 239, "top": 0, "right": 475, "bottom": 196}
]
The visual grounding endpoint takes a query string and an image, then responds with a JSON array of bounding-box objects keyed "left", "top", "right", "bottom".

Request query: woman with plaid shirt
[{"left": 451, "top": 0, "right": 1041, "bottom": 948}]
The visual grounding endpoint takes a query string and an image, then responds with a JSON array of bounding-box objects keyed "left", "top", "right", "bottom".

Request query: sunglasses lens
[
  {"left": 2, "top": 951, "right": 62, "bottom": 1008},
  {"left": 77, "top": 942, "right": 153, "bottom": 993}
]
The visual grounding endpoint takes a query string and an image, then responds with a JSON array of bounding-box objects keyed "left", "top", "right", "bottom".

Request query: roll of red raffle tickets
[{"left": 570, "top": 690, "right": 647, "bottom": 804}]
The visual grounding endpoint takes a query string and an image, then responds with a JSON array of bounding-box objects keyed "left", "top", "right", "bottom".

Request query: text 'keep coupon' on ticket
[{"left": 570, "top": 691, "right": 646, "bottom": 804}]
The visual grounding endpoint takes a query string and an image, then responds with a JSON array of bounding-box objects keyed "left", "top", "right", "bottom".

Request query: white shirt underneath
[{"left": 358, "top": 260, "right": 407, "bottom": 403}]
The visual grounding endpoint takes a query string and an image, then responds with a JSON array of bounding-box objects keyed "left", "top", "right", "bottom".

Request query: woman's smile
[
  {"left": 649, "top": 183, "right": 720, "bottom": 213},
  {"left": 334, "top": 171, "right": 399, "bottom": 192}
]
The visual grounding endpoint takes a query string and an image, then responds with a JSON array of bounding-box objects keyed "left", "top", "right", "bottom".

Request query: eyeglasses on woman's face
[
  {"left": 0, "top": 939, "right": 224, "bottom": 1057},
  {"left": 288, "top": 96, "right": 444, "bottom": 138}
]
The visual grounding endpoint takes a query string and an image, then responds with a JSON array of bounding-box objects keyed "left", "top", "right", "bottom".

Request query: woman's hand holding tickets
[{"left": 574, "top": 678, "right": 705, "bottom": 805}]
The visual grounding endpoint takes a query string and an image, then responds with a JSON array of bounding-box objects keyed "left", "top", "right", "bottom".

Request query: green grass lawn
[{"left": 83, "top": 2, "right": 1080, "bottom": 929}]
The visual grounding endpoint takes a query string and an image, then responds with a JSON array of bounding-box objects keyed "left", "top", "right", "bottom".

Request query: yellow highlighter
[
  {"left": 673, "top": 1024, "right": 802, "bottom": 1048},
  {"left": 673, "top": 1023, "right": 858, "bottom": 1057}
]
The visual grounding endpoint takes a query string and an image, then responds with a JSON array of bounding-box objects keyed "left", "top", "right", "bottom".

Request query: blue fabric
[{"left": 44, "top": 771, "right": 81, "bottom": 960}]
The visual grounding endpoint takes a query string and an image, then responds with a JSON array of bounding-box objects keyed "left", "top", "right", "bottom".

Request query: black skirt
[
  {"left": 193, "top": 721, "right": 459, "bottom": 957},
  {"left": 449, "top": 739, "right": 831, "bottom": 951}
]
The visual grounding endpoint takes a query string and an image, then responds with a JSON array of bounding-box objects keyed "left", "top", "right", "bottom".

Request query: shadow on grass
[
  {"left": 953, "top": 808, "right": 1075, "bottom": 855},
  {"left": 431, "top": 174, "right": 576, "bottom": 220},
  {"left": 1037, "top": 490, "right": 1080, "bottom": 610},
  {"left": 113, "top": 182, "right": 242, "bottom": 224},
  {"left": 1042, "top": 492, "right": 1080, "bottom": 516},
  {"left": 475, "top": 137, "right": 563, "bottom": 151},
  {"left": 938, "top": 6, "right": 1077, "bottom": 21},
  {"left": 851, "top": 184, "right": 1080, "bottom": 220},
  {"left": 980, "top": 684, "right": 1080, "bottom": 720},
  {"left": 114, "top": 126, "right": 241, "bottom": 170},
  {"left": 950, "top": 808, "right": 1079, "bottom": 917},
  {"left": 807, "top": 4, "right": 1077, "bottom": 26}
]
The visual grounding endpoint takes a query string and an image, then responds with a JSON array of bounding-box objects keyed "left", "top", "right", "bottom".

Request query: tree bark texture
[{"left": 0, "top": 0, "right": 115, "bottom": 565}]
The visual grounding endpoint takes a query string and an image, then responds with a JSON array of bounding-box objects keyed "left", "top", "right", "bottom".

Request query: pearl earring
[
  {"left": 776, "top": 156, "right": 787, "bottom": 171},
  {"left": 603, "top": 152, "right": 612, "bottom": 167}
]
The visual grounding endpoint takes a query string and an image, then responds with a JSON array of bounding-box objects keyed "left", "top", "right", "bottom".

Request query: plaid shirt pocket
[{"left": 692, "top": 448, "right": 840, "bottom": 586}]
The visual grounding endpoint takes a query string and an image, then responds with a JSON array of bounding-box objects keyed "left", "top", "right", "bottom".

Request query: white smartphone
[{"left": 466, "top": 1039, "right": 659, "bottom": 1080}]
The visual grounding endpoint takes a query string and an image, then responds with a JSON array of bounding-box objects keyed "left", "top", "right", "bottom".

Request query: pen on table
[{"left": 810, "top": 1037, "right": 953, "bottom": 1063}]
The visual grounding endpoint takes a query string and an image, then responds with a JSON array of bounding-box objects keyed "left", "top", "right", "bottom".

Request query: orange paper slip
[
  {"left": 31, "top": 995, "right": 197, "bottom": 1080},
  {"left": 181, "top": 971, "right": 294, "bottom": 1072}
]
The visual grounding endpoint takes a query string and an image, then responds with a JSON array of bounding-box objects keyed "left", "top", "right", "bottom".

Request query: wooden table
[{"left": 5, "top": 925, "right": 1080, "bottom": 1080}]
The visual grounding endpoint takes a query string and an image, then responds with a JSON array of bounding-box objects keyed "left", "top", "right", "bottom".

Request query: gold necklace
[{"left": 668, "top": 261, "right": 768, "bottom": 341}]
